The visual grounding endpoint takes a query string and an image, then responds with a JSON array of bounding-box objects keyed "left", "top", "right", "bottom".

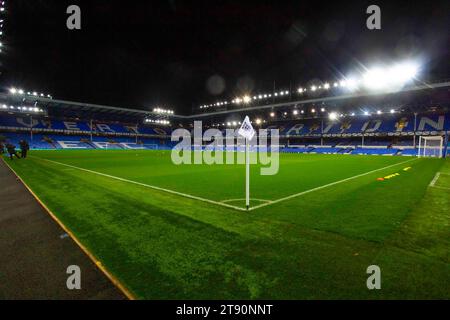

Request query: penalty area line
[
  {"left": 31, "top": 156, "right": 248, "bottom": 212},
  {"left": 429, "top": 172, "right": 441, "bottom": 187},
  {"left": 249, "top": 158, "right": 419, "bottom": 211}
]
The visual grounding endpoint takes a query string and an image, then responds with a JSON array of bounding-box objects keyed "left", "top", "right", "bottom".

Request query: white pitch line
[
  {"left": 221, "top": 198, "right": 272, "bottom": 204},
  {"left": 31, "top": 157, "right": 247, "bottom": 212},
  {"left": 430, "top": 185, "right": 450, "bottom": 191},
  {"left": 248, "top": 158, "right": 419, "bottom": 211},
  {"left": 429, "top": 172, "right": 441, "bottom": 187}
]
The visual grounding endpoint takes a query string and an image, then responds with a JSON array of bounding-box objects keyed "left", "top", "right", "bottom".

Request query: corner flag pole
[
  {"left": 245, "top": 137, "right": 250, "bottom": 210},
  {"left": 238, "top": 116, "right": 255, "bottom": 211}
]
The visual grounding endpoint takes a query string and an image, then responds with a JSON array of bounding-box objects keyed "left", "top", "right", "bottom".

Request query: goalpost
[{"left": 417, "top": 136, "right": 444, "bottom": 158}]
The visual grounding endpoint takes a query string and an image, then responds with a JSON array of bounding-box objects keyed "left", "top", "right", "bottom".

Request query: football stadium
[{"left": 0, "top": 1, "right": 449, "bottom": 303}]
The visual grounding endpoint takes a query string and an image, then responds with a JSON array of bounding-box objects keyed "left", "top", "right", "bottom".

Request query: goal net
[{"left": 418, "top": 136, "right": 444, "bottom": 158}]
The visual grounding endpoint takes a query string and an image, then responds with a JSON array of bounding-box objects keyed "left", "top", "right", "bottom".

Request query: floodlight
[
  {"left": 255, "top": 119, "right": 262, "bottom": 125},
  {"left": 324, "top": 83, "right": 330, "bottom": 89},
  {"left": 9, "top": 87, "right": 17, "bottom": 94},
  {"left": 311, "top": 85, "right": 317, "bottom": 92},
  {"left": 321, "top": 108, "right": 325, "bottom": 112},
  {"left": 389, "top": 62, "right": 419, "bottom": 84},
  {"left": 346, "top": 78, "right": 358, "bottom": 90},
  {"left": 390, "top": 109, "right": 395, "bottom": 114},
  {"left": 311, "top": 108, "right": 316, "bottom": 113},
  {"left": 363, "top": 68, "right": 386, "bottom": 90},
  {"left": 243, "top": 95, "right": 251, "bottom": 103},
  {"left": 377, "top": 110, "right": 382, "bottom": 115},
  {"left": 363, "top": 111, "right": 369, "bottom": 116},
  {"left": 329, "top": 112, "right": 338, "bottom": 120},
  {"left": 293, "top": 110, "right": 298, "bottom": 115},
  {"left": 270, "top": 112, "right": 275, "bottom": 117}
]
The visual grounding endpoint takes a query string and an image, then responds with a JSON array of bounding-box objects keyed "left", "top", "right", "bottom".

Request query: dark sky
[{"left": 1, "top": 0, "right": 449, "bottom": 114}]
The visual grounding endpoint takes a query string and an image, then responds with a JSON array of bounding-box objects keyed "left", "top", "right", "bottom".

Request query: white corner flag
[{"left": 237, "top": 116, "right": 255, "bottom": 210}]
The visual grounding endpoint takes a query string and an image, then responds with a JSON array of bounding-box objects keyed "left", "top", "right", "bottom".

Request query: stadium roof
[
  {"left": 1, "top": 80, "right": 449, "bottom": 121},
  {"left": 0, "top": 93, "right": 185, "bottom": 122}
]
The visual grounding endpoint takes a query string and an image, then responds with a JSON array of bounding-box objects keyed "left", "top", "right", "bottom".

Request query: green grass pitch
[{"left": 4, "top": 150, "right": 450, "bottom": 299}]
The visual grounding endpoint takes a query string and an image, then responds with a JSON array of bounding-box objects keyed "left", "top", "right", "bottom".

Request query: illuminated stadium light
[
  {"left": 350, "top": 112, "right": 356, "bottom": 116},
  {"left": 311, "top": 108, "right": 316, "bottom": 113},
  {"left": 363, "top": 111, "right": 370, "bottom": 116},
  {"left": 323, "top": 83, "right": 330, "bottom": 90},
  {"left": 270, "top": 112, "right": 275, "bottom": 117},
  {"left": 255, "top": 119, "right": 262, "bottom": 125},
  {"left": 321, "top": 108, "right": 325, "bottom": 112},
  {"left": 377, "top": 110, "right": 382, "bottom": 115},
  {"left": 333, "top": 82, "right": 338, "bottom": 87},
  {"left": 363, "top": 67, "right": 387, "bottom": 90},
  {"left": 293, "top": 110, "right": 298, "bottom": 115},
  {"left": 339, "top": 80, "right": 347, "bottom": 87},
  {"left": 9, "top": 87, "right": 17, "bottom": 94},
  {"left": 153, "top": 107, "right": 174, "bottom": 114},
  {"left": 390, "top": 109, "right": 396, "bottom": 114},
  {"left": 346, "top": 78, "right": 358, "bottom": 91},
  {"left": 243, "top": 96, "right": 251, "bottom": 103},
  {"left": 328, "top": 112, "right": 338, "bottom": 120},
  {"left": 388, "top": 62, "right": 419, "bottom": 84},
  {"left": 301, "top": 110, "right": 304, "bottom": 114},
  {"left": 311, "top": 85, "right": 317, "bottom": 92}
]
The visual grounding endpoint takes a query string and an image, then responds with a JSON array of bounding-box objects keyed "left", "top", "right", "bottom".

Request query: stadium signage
[{"left": 171, "top": 121, "right": 279, "bottom": 175}]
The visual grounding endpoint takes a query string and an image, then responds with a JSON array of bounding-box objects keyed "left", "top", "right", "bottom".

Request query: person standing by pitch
[{"left": 19, "top": 140, "right": 30, "bottom": 158}]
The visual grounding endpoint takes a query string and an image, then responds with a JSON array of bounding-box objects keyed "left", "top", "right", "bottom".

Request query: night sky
[{"left": 2, "top": 0, "right": 449, "bottom": 114}]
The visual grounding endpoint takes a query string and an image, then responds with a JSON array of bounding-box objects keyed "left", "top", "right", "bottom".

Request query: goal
[{"left": 417, "top": 136, "right": 444, "bottom": 158}]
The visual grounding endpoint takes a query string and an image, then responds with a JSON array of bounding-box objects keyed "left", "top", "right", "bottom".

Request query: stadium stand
[{"left": 1, "top": 108, "right": 449, "bottom": 156}]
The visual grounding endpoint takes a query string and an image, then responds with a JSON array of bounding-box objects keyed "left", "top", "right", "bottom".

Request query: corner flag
[
  {"left": 237, "top": 116, "right": 255, "bottom": 210},
  {"left": 238, "top": 116, "right": 255, "bottom": 141}
]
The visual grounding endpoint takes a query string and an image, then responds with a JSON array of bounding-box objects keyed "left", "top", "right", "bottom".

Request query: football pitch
[{"left": 4, "top": 150, "right": 450, "bottom": 299}]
